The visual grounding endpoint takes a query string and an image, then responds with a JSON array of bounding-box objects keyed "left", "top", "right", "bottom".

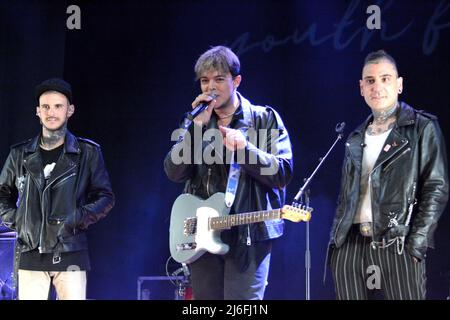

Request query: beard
[{"left": 40, "top": 118, "right": 68, "bottom": 132}]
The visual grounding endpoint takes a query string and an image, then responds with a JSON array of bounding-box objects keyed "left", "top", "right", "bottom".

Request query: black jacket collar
[
  {"left": 350, "top": 101, "right": 416, "bottom": 139},
  {"left": 24, "top": 130, "right": 81, "bottom": 154}
]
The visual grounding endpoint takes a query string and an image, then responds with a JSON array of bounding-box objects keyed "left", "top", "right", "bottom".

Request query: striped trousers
[{"left": 330, "top": 224, "right": 426, "bottom": 300}]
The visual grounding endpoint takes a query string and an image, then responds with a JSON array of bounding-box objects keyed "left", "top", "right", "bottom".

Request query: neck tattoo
[
  {"left": 373, "top": 103, "right": 398, "bottom": 124},
  {"left": 367, "top": 103, "right": 398, "bottom": 136},
  {"left": 41, "top": 126, "right": 66, "bottom": 150}
]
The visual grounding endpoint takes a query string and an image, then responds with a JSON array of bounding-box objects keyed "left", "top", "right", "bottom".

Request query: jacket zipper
[
  {"left": 382, "top": 147, "right": 411, "bottom": 172},
  {"left": 246, "top": 225, "right": 251, "bottom": 245},
  {"left": 52, "top": 172, "right": 76, "bottom": 189},
  {"left": 43, "top": 166, "right": 76, "bottom": 194},
  {"left": 367, "top": 141, "right": 409, "bottom": 243},
  {"left": 405, "top": 182, "right": 417, "bottom": 226},
  {"left": 52, "top": 172, "right": 78, "bottom": 236},
  {"left": 333, "top": 201, "right": 346, "bottom": 245},
  {"left": 372, "top": 140, "right": 408, "bottom": 175},
  {"left": 39, "top": 166, "right": 76, "bottom": 253},
  {"left": 38, "top": 195, "right": 46, "bottom": 253},
  {"left": 23, "top": 175, "right": 33, "bottom": 246},
  {"left": 23, "top": 157, "right": 44, "bottom": 251},
  {"left": 368, "top": 174, "right": 375, "bottom": 245}
]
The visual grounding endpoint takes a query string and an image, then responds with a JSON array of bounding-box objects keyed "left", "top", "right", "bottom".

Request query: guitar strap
[
  {"left": 225, "top": 155, "right": 240, "bottom": 208},
  {"left": 224, "top": 96, "right": 255, "bottom": 208}
]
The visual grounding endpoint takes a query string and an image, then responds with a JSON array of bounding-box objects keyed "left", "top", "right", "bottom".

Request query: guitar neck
[{"left": 209, "top": 209, "right": 282, "bottom": 230}]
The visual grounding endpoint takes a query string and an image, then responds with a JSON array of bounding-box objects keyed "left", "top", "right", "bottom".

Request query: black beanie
[{"left": 35, "top": 78, "right": 73, "bottom": 104}]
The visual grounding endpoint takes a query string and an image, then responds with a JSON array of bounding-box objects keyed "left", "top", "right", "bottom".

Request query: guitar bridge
[
  {"left": 176, "top": 242, "right": 197, "bottom": 251},
  {"left": 183, "top": 217, "right": 197, "bottom": 236}
]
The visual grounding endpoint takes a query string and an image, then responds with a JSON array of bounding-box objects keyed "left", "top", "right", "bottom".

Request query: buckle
[
  {"left": 359, "top": 222, "right": 373, "bottom": 237},
  {"left": 53, "top": 252, "right": 61, "bottom": 264}
]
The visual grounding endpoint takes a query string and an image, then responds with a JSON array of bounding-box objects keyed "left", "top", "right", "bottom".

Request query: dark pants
[
  {"left": 330, "top": 225, "right": 426, "bottom": 300},
  {"left": 189, "top": 240, "right": 272, "bottom": 300}
]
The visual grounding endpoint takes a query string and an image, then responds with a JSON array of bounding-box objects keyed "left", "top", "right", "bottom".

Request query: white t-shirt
[{"left": 354, "top": 128, "right": 392, "bottom": 224}]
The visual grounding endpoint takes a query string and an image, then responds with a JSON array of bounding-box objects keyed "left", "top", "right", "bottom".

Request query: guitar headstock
[{"left": 280, "top": 204, "right": 313, "bottom": 222}]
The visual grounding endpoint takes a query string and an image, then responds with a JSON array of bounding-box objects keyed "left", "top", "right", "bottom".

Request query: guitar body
[
  {"left": 170, "top": 192, "right": 230, "bottom": 264},
  {"left": 169, "top": 192, "right": 312, "bottom": 264}
]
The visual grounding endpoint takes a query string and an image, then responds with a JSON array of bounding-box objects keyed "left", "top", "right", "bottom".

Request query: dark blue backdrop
[{"left": 0, "top": 0, "right": 449, "bottom": 299}]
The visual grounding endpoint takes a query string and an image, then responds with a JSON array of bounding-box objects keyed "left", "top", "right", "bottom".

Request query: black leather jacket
[
  {"left": 164, "top": 92, "right": 294, "bottom": 244},
  {"left": 0, "top": 131, "right": 115, "bottom": 254},
  {"left": 329, "top": 102, "right": 449, "bottom": 260}
]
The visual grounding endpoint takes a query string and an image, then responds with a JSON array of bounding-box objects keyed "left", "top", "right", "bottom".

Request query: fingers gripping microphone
[{"left": 186, "top": 93, "right": 218, "bottom": 120}]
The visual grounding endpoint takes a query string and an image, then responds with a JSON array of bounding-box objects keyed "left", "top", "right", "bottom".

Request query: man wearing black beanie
[{"left": 0, "top": 78, "right": 115, "bottom": 299}]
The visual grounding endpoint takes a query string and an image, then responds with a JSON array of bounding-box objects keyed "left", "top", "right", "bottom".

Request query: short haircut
[
  {"left": 194, "top": 46, "right": 240, "bottom": 80},
  {"left": 363, "top": 50, "right": 399, "bottom": 75}
]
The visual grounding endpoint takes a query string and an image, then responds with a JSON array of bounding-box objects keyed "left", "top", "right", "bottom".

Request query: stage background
[{"left": 0, "top": 0, "right": 449, "bottom": 299}]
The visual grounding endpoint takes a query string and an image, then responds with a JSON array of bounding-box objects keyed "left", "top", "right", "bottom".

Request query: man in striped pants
[{"left": 328, "top": 50, "right": 448, "bottom": 300}]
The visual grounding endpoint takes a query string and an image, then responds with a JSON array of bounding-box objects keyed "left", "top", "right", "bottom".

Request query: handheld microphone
[{"left": 186, "top": 93, "right": 218, "bottom": 120}]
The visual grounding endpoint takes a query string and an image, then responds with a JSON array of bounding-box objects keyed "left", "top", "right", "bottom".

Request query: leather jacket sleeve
[
  {"left": 164, "top": 107, "right": 294, "bottom": 189},
  {"left": 407, "top": 119, "right": 449, "bottom": 260},
  {"left": 240, "top": 108, "right": 294, "bottom": 189},
  {"left": 77, "top": 146, "right": 115, "bottom": 229},
  {"left": 329, "top": 150, "right": 350, "bottom": 246},
  {"left": 0, "top": 150, "right": 18, "bottom": 229},
  {"left": 163, "top": 122, "right": 199, "bottom": 183}
]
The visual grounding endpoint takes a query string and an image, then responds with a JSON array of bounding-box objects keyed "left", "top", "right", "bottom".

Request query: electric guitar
[{"left": 169, "top": 192, "right": 313, "bottom": 264}]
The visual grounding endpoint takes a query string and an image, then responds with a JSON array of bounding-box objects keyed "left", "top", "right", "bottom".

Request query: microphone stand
[
  {"left": 292, "top": 122, "right": 345, "bottom": 300},
  {"left": 304, "top": 187, "right": 311, "bottom": 300}
]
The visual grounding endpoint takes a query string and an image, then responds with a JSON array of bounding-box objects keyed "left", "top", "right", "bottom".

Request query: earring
[{"left": 398, "top": 89, "right": 402, "bottom": 94}]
